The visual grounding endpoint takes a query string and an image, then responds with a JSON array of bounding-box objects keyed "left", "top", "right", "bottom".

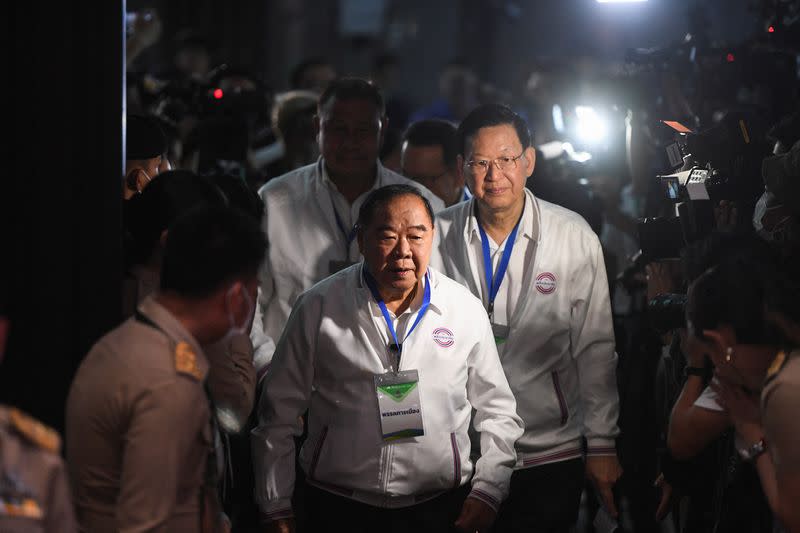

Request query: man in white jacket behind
[
  {"left": 251, "top": 78, "right": 444, "bottom": 378},
  {"left": 431, "top": 104, "right": 622, "bottom": 532},
  {"left": 252, "top": 184, "right": 522, "bottom": 533}
]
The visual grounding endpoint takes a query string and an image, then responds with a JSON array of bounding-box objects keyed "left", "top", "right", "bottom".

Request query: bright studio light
[
  {"left": 575, "top": 106, "right": 608, "bottom": 144},
  {"left": 596, "top": 0, "right": 647, "bottom": 3}
]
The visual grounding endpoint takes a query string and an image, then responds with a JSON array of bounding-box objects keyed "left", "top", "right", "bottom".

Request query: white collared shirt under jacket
[
  {"left": 251, "top": 158, "right": 445, "bottom": 377},
  {"left": 431, "top": 189, "right": 620, "bottom": 468},
  {"left": 251, "top": 265, "right": 523, "bottom": 519}
]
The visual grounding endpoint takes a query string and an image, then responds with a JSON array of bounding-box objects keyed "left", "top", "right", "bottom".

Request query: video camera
[{"left": 637, "top": 113, "right": 768, "bottom": 261}]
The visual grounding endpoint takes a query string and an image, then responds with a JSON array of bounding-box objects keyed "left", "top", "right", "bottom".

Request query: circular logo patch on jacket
[
  {"left": 432, "top": 327, "right": 455, "bottom": 347},
  {"left": 535, "top": 272, "right": 557, "bottom": 294}
]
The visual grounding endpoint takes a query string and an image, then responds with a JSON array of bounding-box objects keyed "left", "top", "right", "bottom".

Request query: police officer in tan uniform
[
  {"left": 0, "top": 406, "right": 77, "bottom": 533},
  {"left": 0, "top": 307, "right": 77, "bottom": 533},
  {"left": 66, "top": 207, "right": 266, "bottom": 532}
]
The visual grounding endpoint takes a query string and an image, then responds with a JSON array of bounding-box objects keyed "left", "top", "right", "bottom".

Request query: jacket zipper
[
  {"left": 551, "top": 371, "right": 569, "bottom": 426},
  {"left": 450, "top": 433, "right": 461, "bottom": 488},
  {"left": 308, "top": 426, "right": 328, "bottom": 480}
]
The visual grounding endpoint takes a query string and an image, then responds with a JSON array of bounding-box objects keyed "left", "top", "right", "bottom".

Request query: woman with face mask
[{"left": 686, "top": 241, "right": 800, "bottom": 532}]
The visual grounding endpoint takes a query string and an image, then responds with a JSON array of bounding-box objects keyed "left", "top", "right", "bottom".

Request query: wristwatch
[
  {"left": 683, "top": 366, "right": 711, "bottom": 380},
  {"left": 738, "top": 438, "right": 767, "bottom": 462}
]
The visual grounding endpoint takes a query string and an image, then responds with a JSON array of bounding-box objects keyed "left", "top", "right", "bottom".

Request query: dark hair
[
  {"left": 402, "top": 119, "right": 458, "bottom": 168},
  {"left": 160, "top": 207, "right": 266, "bottom": 298},
  {"left": 357, "top": 184, "right": 434, "bottom": 230},
  {"left": 208, "top": 173, "right": 265, "bottom": 222},
  {"left": 289, "top": 57, "right": 333, "bottom": 89},
  {"left": 124, "top": 170, "right": 226, "bottom": 268},
  {"left": 127, "top": 114, "right": 168, "bottom": 160},
  {"left": 456, "top": 104, "right": 531, "bottom": 156},
  {"left": 686, "top": 235, "right": 800, "bottom": 345},
  {"left": 318, "top": 77, "right": 386, "bottom": 118}
]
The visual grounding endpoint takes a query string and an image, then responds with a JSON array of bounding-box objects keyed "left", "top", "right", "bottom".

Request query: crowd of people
[{"left": 2, "top": 9, "right": 800, "bottom": 533}]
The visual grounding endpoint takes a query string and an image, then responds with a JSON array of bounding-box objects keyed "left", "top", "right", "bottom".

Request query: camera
[{"left": 648, "top": 293, "right": 688, "bottom": 334}]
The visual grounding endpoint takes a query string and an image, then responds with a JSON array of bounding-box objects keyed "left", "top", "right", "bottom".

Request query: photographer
[{"left": 685, "top": 237, "right": 800, "bottom": 532}]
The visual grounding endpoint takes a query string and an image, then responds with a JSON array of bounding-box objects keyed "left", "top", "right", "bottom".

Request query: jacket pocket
[
  {"left": 308, "top": 426, "right": 329, "bottom": 480},
  {"left": 450, "top": 432, "right": 461, "bottom": 488},
  {"left": 551, "top": 371, "right": 569, "bottom": 426}
]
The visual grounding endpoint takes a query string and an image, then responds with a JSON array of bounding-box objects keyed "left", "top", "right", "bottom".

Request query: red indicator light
[
  {"left": 726, "top": 53, "right": 735, "bottom": 62},
  {"left": 213, "top": 88, "right": 224, "bottom": 99},
  {"left": 768, "top": 26, "right": 775, "bottom": 33}
]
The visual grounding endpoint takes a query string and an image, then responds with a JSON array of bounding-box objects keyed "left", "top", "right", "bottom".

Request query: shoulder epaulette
[
  {"left": 174, "top": 341, "right": 205, "bottom": 381},
  {"left": 7, "top": 407, "right": 61, "bottom": 454}
]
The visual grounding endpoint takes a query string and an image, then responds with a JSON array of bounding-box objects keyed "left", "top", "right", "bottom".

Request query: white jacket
[
  {"left": 432, "top": 190, "right": 619, "bottom": 467},
  {"left": 251, "top": 159, "right": 445, "bottom": 375},
  {"left": 251, "top": 265, "right": 523, "bottom": 518}
]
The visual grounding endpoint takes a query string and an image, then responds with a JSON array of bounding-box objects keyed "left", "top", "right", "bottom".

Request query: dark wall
[{"left": 6, "top": 2, "right": 125, "bottom": 432}]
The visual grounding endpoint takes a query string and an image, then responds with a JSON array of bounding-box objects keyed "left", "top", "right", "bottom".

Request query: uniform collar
[
  {"left": 137, "top": 295, "right": 208, "bottom": 367},
  {"left": 357, "top": 262, "right": 446, "bottom": 316},
  {"left": 465, "top": 189, "right": 540, "bottom": 246}
]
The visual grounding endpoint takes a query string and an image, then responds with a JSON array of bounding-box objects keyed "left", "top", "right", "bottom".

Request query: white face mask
[{"left": 221, "top": 284, "right": 254, "bottom": 343}]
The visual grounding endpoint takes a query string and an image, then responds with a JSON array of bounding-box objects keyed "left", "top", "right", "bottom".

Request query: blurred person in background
[
  {"left": 258, "top": 90, "right": 320, "bottom": 184},
  {"left": 401, "top": 119, "right": 468, "bottom": 207},
  {"left": 125, "top": 114, "right": 169, "bottom": 200},
  {"left": 410, "top": 60, "right": 480, "bottom": 125},
  {"left": 289, "top": 57, "right": 336, "bottom": 93}
]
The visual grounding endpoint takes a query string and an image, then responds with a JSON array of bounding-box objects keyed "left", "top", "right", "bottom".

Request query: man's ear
[
  {"left": 524, "top": 146, "right": 536, "bottom": 176},
  {"left": 701, "top": 326, "right": 736, "bottom": 364},
  {"left": 378, "top": 115, "right": 389, "bottom": 147}
]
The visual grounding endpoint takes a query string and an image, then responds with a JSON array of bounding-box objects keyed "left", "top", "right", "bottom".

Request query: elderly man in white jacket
[
  {"left": 252, "top": 184, "right": 522, "bottom": 533},
  {"left": 251, "top": 78, "right": 444, "bottom": 378},
  {"left": 431, "top": 104, "right": 622, "bottom": 532}
]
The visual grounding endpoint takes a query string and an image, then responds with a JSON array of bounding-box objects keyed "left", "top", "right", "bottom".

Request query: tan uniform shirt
[
  {"left": 66, "top": 296, "right": 211, "bottom": 533},
  {"left": 123, "top": 268, "right": 256, "bottom": 431},
  {"left": 762, "top": 349, "right": 800, "bottom": 474},
  {"left": 0, "top": 406, "right": 77, "bottom": 533}
]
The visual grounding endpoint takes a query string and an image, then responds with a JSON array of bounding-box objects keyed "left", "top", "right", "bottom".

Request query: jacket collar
[
  {"left": 357, "top": 262, "right": 446, "bottom": 316},
  {"left": 464, "top": 189, "right": 540, "bottom": 247}
]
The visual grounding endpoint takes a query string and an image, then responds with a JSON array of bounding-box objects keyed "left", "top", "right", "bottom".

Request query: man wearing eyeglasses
[{"left": 431, "top": 104, "right": 622, "bottom": 532}]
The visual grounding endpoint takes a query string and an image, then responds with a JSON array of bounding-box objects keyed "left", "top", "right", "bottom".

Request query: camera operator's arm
[{"left": 667, "top": 332, "right": 729, "bottom": 460}]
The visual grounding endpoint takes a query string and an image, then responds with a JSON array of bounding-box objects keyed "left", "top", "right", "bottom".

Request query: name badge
[
  {"left": 492, "top": 323, "right": 510, "bottom": 344},
  {"left": 375, "top": 369, "right": 424, "bottom": 442},
  {"left": 328, "top": 260, "right": 356, "bottom": 274}
]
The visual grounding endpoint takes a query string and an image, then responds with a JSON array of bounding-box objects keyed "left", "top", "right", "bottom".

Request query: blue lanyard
[
  {"left": 477, "top": 215, "right": 522, "bottom": 320},
  {"left": 364, "top": 269, "right": 431, "bottom": 365},
  {"left": 332, "top": 207, "right": 358, "bottom": 258}
]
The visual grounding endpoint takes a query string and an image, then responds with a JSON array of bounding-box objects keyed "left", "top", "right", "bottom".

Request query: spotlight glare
[{"left": 575, "top": 106, "right": 608, "bottom": 145}]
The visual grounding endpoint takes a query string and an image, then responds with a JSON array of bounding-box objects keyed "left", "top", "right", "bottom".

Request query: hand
[
  {"left": 264, "top": 518, "right": 295, "bottom": 533},
  {"left": 711, "top": 378, "right": 762, "bottom": 442},
  {"left": 678, "top": 328, "right": 707, "bottom": 369},
  {"left": 586, "top": 455, "right": 623, "bottom": 518},
  {"left": 654, "top": 473, "right": 673, "bottom": 521},
  {"left": 714, "top": 200, "right": 738, "bottom": 230},
  {"left": 454, "top": 496, "right": 497, "bottom": 533},
  {"left": 645, "top": 261, "right": 677, "bottom": 302}
]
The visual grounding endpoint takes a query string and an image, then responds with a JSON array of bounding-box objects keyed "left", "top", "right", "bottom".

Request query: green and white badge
[{"left": 374, "top": 370, "right": 424, "bottom": 442}]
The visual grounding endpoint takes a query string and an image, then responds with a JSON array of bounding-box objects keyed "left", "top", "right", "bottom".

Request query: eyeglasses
[{"left": 464, "top": 152, "right": 525, "bottom": 174}]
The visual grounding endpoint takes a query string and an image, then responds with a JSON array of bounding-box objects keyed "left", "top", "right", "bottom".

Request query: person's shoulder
[
  {"left": 0, "top": 405, "right": 61, "bottom": 455},
  {"left": 257, "top": 162, "right": 316, "bottom": 201},
  {"left": 765, "top": 350, "right": 800, "bottom": 394},
  {"left": 297, "top": 264, "right": 360, "bottom": 306},
  {"left": 434, "top": 200, "right": 471, "bottom": 235}
]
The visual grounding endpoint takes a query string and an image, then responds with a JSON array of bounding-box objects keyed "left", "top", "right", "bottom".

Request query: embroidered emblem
[
  {"left": 432, "top": 327, "right": 455, "bottom": 347},
  {"left": 174, "top": 342, "right": 203, "bottom": 380},
  {"left": 535, "top": 272, "right": 557, "bottom": 294}
]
